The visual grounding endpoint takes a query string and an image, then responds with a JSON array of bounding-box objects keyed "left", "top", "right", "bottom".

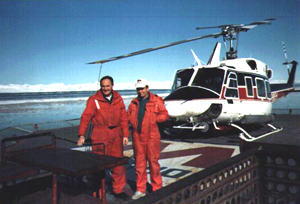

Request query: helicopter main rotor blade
[
  {"left": 196, "top": 18, "right": 276, "bottom": 32},
  {"left": 87, "top": 32, "right": 223, "bottom": 64},
  {"left": 88, "top": 18, "right": 275, "bottom": 64},
  {"left": 247, "top": 18, "right": 276, "bottom": 25},
  {"left": 196, "top": 24, "right": 244, "bottom": 30},
  {"left": 239, "top": 18, "right": 275, "bottom": 31}
]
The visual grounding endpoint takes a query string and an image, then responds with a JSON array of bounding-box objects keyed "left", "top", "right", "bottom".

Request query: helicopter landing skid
[
  {"left": 173, "top": 122, "right": 209, "bottom": 132},
  {"left": 230, "top": 123, "right": 283, "bottom": 142}
]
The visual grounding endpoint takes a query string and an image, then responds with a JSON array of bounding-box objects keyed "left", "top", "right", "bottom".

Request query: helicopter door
[
  {"left": 225, "top": 72, "right": 239, "bottom": 98},
  {"left": 265, "top": 80, "right": 272, "bottom": 99},
  {"left": 223, "top": 72, "right": 241, "bottom": 120}
]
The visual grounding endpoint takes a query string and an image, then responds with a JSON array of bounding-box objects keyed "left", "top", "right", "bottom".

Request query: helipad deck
[{"left": 0, "top": 114, "right": 299, "bottom": 204}]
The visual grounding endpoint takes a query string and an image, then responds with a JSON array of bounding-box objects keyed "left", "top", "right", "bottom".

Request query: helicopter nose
[{"left": 165, "top": 102, "right": 187, "bottom": 117}]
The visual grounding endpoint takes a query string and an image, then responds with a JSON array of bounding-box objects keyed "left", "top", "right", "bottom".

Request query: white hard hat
[{"left": 135, "top": 79, "right": 149, "bottom": 88}]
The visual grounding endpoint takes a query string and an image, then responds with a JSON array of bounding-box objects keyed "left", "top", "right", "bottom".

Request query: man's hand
[
  {"left": 123, "top": 137, "right": 128, "bottom": 145},
  {"left": 77, "top": 136, "right": 85, "bottom": 146}
]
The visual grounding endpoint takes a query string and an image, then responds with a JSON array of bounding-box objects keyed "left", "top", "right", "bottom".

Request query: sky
[{"left": 0, "top": 0, "right": 299, "bottom": 92}]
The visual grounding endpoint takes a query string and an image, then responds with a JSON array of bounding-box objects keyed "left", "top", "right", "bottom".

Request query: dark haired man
[{"left": 77, "top": 75, "right": 130, "bottom": 200}]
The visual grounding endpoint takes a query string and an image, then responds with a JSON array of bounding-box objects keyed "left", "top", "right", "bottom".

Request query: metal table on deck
[{"left": 9, "top": 148, "right": 128, "bottom": 204}]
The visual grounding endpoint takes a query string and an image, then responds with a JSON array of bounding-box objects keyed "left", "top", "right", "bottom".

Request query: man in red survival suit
[
  {"left": 128, "top": 79, "right": 169, "bottom": 200},
  {"left": 77, "top": 75, "right": 130, "bottom": 200}
]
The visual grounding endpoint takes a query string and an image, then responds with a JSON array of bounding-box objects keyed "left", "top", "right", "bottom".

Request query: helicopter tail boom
[{"left": 270, "top": 60, "right": 298, "bottom": 101}]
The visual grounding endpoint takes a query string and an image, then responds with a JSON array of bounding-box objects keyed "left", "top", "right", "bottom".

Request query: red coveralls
[
  {"left": 128, "top": 92, "right": 169, "bottom": 193},
  {"left": 78, "top": 90, "right": 129, "bottom": 194}
]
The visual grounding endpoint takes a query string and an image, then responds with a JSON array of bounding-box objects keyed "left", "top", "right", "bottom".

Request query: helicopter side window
[
  {"left": 225, "top": 72, "right": 238, "bottom": 98},
  {"left": 245, "top": 77, "right": 253, "bottom": 97},
  {"left": 172, "top": 69, "right": 194, "bottom": 90},
  {"left": 265, "top": 80, "right": 271, "bottom": 98},
  {"left": 256, "top": 78, "right": 266, "bottom": 98}
]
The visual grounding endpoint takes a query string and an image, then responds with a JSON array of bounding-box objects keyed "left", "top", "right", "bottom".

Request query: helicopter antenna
[
  {"left": 207, "top": 42, "right": 221, "bottom": 65},
  {"left": 191, "top": 49, "right": 202, "bottom": 66},
  {"left": 281, "top": 41, "right": 290, "bottom": 75}
]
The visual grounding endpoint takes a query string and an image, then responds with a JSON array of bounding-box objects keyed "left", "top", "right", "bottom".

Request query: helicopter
[{"left": 88, "top": 18, "right": 298, "bottom": 142}]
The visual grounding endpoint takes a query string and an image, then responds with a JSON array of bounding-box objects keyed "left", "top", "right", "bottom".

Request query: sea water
[
  {"left": 0, "top": 90, "right": 170, "bottom": 130},
  {"left": 0, "top": 90, "right": 299, "bottom": 130}
]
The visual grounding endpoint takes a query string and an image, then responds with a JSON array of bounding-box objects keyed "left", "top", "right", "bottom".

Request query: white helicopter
[{"left": 88, "top": 18, "right": 298, "bottom": 142}]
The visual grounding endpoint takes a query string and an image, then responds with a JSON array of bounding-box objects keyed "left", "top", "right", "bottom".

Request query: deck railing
[{"left": 128, "top": 145, "right": 300, "bottom": 204}]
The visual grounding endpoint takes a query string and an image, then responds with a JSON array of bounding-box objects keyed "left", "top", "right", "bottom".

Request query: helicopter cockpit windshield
[
  {"left": 191, "top": 68, "right": 224, "bottom": 94},
  {"left": 171, "top": 69, "right": 194, "bottom": 91}
]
